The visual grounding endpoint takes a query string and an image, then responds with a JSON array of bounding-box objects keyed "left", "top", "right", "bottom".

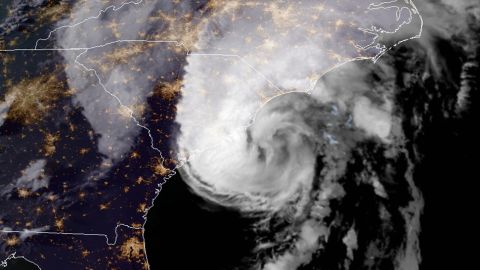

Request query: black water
[
  {"left": 3, "top": 258, "right": 39, "bottom": 270},
  {"left": 144, "top": 172, "right": 258, "bottom": 270}
]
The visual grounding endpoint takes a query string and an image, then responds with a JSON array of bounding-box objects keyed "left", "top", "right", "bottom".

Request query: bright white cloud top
[
  {"left": 174, "top": 1, "right": 425, "bottom": 269},
  {"left": 177, "top": 0, "right": 422, "bottom": 206}
]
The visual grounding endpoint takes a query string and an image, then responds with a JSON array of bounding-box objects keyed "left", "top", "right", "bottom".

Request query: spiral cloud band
[
  {"left": 174, "top": 0, "right": 478, "bottom": 269},
  {"left": 176, "top": 0, "right": 417, "bottom": 212}
]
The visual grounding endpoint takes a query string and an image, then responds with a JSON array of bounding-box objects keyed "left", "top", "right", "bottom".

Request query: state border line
[{"left": 0, "top": 0, "right": 424, "bottom": 269}]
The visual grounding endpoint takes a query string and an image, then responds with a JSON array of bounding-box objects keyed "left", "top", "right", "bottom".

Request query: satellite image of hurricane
[{"left": 0, "top": 0, "right": 478, "bottom": 270}]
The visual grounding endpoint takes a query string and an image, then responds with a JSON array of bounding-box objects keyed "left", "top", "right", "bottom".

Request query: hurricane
[
  {"left": 173, "top": 0, "right": 479, "bottom": 269},
  {"left": 0, "top": 0, "right": 477, "bottom": 269}
]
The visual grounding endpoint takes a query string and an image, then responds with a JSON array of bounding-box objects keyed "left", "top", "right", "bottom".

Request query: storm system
[
  {"left": 0, "top": 0, "right": 478, "bottom": 269},
  {"left": 171, "top": 0, "right": 477, "bottom": 269}
]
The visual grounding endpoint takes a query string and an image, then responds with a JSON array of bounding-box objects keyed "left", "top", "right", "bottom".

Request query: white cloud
[
  {"left": 1, "top": 159, "right": 49, "bottom": 197},
  {"left": 353, "top": 96, "right": 392, "bottom": 140},
  {"left": 263, "top": 221, "right": 328, "bottom": 270},
  {"left": 0, "top": 93, "right": 15, "bottom": 128},
  {"left": 177, "top": 0, "right": 420, "bottom": 211},
  {"left": 19, "top": 226, "right": 50, "bottom": 241},
  {"left": 55, "top": 2, "right": 158, "bottom": 162},
  {"left": 55, "top": 1, "right": 196, "bottom": 164},
  {"left": 343, "top": 227, "right": 358, "bottom": 260},
  {"left": 16, "top": 160, "right": 49, "bottom": 192}
]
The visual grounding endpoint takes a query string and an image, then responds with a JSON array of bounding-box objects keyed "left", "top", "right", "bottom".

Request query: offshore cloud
[
  {"left": 175, "top": 1, "right": 429, "bottom": 269},
  {"left": 177, "top": 0, "right": 419, "bottom": 213}
]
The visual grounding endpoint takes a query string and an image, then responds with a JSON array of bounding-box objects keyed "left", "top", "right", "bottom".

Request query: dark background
[{"left": 144, "top": 173, "right": 259, "bottom": 270}]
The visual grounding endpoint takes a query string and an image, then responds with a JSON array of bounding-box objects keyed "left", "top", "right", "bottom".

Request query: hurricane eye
[{"left": 256, "top": 146, "right": 266, "bottom": 162}]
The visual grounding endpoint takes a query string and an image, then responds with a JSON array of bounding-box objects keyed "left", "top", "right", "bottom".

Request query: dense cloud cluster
[
  {"left": 0, "top": 0, "right": 477, "bottom": 269},
  {"left": 175, "top": 0, "right": 479, "bottom": 269}
]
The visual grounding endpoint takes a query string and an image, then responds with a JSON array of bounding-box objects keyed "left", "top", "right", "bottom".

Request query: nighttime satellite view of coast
[{"left": 0, "top": 0, "right": 478, "bottom": 270}]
